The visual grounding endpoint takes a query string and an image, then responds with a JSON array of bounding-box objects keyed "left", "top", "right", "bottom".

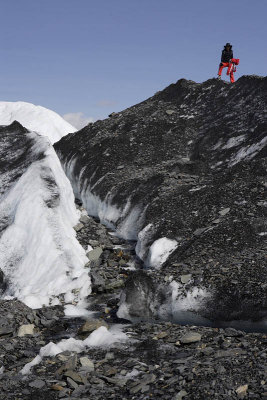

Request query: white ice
[
  {"left": 21, "top": 325, "right": 128, "bottom": 375},
  {"left": 168, "top": 280, "right": 211, "bottom": 325},
  {"left": 0, "top": 132, "right": 90, "bottom": 309},
  {"left": 135, "top": 223, "right": 154, "bottom": 261},
  {"left": 62, "top": 157, "right": 146, "bottom": 241},
  {"left": 147, "top": 237, "right": 178, "bottom": 268},
  {"left": 170, "top": 281, "right": 209, "bottom": 312},
  {"left": 64, "top": 304, "right": 95, "bottom": 318},
  {"left": 0, "top": 101, "right": 76, "bottom": 144}
]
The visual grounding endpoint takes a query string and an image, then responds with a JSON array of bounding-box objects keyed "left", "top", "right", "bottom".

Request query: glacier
[{"left": 0, "top": 121, "right": 90, "bottom": 309}]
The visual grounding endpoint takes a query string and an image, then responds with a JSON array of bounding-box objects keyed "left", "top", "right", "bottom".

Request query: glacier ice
[
  {"left": 0, "top": 125, "right": 90, "bottom": 308},
  {"left": 20, "top": 325, "right": 128, "bottom": 375},
  {"left": 0, "top": 101, "right": 76, "bottom": 144}
]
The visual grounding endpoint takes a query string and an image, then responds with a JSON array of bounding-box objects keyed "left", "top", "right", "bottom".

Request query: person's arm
[
  {"left": 221, "top": 50, "right": 224, "bottom": 62},
  {"left": 230, "top": 50, "right": 233, "bottom": 60}
]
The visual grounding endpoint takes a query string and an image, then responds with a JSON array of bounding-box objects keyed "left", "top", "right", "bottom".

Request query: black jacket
[{"left": 221, "top": 46, "right": 233, "bottom": 63}]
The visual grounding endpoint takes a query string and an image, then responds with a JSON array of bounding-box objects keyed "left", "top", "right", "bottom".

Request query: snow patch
[
  {"left": 222, "top": 134, "right": 247, "bottom": 149},
  {"left": 230, "top": 136, "right": 267, "bottom": 166},
  {"left": 189, "top": 185, "right": 206, "bottom": 192},
  {"left": 179, "top": 114, "right": 195, "bottom": 119}
]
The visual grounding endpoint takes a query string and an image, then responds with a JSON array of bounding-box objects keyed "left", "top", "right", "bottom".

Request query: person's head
[{"left": 225, "top": 42, "right": 232, "bottom": 50}]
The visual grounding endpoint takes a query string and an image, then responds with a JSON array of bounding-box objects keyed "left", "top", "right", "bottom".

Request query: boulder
[
  {"left": 90, "top": 270, "right": 105, "bottom": 293},
  {"left": 78, "top": 319, "right": 108, "bottom": 337},
  {"left": 180, "top": 274, "right": 192, "bottom": 284},
  {"left": 219, "top": 207, "right": 231, "bottom": 216},
  {"left": 180, "top": 332, "right": 202, "bottom": 344},
  {"left": 166, "top": 109, "right": 175, "bottom": 115},
  {"left": 17, "top": 324, "right": 35, "bottom": 337},
  {"left": 29, "top": 379, "right": 45, "bottom": 389},
  {"left": 80, "top": 214, "right": 91, "bottom": 224},
  {"left": 86, "top": 247, "right": 103, "bottom": 261},
  {"left": 73, "top": 222, "right": 84, "bottom": 232},
  {"left": 174, "top": 390, "right": 188, "bottom": 400},
  {"left": 236, "top": 384, "right": 248, "bottom": 399},
  {"left": 79, "top": 357, "right": 94, "bottom": 371},
  {"left": 117, "top": 271, "right": 156, "bottom": 321}
]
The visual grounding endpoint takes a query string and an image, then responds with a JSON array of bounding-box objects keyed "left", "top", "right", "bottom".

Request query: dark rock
[
  {"left": 90, "top": 271, "right": 106, "bottom": 293},
  {"left": 117, "top": 271, "right": 156, "bottom": 321},
  {"left": 0, "top": 270, "right": 7, "bottom": 293},
  {"left": 129, "top": 373, "right": 156, "bottom": 394},
  {"left": 63, "top": 370, "right": 85, "bottom": 384},
  {"left": 29, "top": 379, "right": 46, "bottom": 389},
  {"left": 66, "top": 376, "right": 78, "bottom": 389},
  {"left": 0, "top": 328, "right": 13, "bottom": 337},
  {"left": 79, "top": 214, "right": 91, "bottom": 225},
  {"left": 108, "top": 112, "right": 118, "bottom": 117}
]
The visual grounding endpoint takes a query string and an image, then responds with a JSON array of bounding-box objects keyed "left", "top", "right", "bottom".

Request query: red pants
[{"left": 218, "top": 62, "right": 235, "bottom": 83}]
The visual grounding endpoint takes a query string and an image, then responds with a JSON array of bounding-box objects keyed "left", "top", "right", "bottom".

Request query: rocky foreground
[{"left": 0, "top": 207, "right": 267, "bottom": 400}]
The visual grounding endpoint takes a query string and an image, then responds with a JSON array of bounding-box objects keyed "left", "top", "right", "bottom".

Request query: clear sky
[{"left": 0, "top": 0, "right": 266, "bottom": 126}]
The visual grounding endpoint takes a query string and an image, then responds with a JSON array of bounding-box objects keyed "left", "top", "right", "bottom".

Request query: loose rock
[{"left": 180, "top": 332, "right": 202, "bottom": 344}]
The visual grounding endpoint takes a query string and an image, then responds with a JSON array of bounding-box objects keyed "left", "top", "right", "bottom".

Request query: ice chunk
[
  {"left": 21, "top": 325, "right": 128, "bottom": 375},
  {"left": 147, "top": 237, "right": 178, "bottom": 268}
]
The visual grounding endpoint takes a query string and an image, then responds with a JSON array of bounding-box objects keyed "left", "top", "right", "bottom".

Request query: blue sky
[{"left": 0, "top": 0, "right": 266, "bottom": 126}]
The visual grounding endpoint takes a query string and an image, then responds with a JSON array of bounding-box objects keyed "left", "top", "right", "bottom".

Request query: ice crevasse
[{"left": 58, "top": 156, "right": 178, "bottom": 269}]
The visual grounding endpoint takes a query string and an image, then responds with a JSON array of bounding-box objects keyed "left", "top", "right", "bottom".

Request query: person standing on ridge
[{"left": 218, "top": 43, "right": 235, "bottom": 82}]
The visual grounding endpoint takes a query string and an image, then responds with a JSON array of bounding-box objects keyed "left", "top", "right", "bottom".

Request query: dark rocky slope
[{"left": 55, "top": 76, "right": 267, "bottom": 323}]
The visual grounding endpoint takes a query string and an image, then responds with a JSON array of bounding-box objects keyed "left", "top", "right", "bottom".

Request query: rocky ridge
[{"left": 55, "top": 76, "right": 267, "bottom": 323}]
